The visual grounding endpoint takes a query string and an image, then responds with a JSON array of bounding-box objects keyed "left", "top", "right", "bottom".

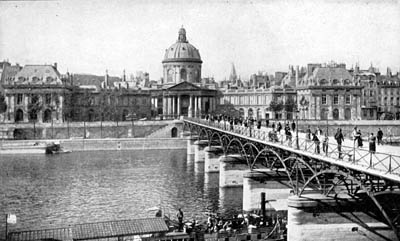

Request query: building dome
[{"left": 162, "top": 27, "right": 202, "bottom": 64}]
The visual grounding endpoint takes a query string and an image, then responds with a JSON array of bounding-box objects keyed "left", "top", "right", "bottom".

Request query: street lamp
[{"left": 296, "top": 110, "right": 299, "bottom": 149}]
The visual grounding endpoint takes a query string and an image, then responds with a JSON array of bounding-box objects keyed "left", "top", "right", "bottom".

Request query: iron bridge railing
[{"left": 185, "top": 118, "right": 400, "bottom": 178}]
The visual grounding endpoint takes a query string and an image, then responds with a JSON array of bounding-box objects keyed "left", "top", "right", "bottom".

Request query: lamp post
[{"left": 296, "top": 110, "right": 299, "bottom": 149}]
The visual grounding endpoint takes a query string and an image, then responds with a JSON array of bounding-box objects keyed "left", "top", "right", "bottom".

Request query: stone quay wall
[
  {"left": 61, "top": 138, "right": 187, "bottom": 151},
  {"left": 0, "top": 121, "right": 174, "bottom": 140}
]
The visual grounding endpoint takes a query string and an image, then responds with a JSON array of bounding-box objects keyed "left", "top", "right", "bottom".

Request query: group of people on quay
[
  {"left": 203, "top": 114, "right": 388, "bottom": 157},
  {"left": 171, "top": 208, "right": 286, "bottom": 237}
]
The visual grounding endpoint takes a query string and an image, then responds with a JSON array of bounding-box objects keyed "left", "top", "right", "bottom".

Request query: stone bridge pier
[
  {"left": 194, "top": 140, "right": 209, "bottom": 163},
  {"left": 219, "top": 154, "right": 249, "bottom": 187},
  {"left": 288, "top": 194, "right": 396, "bottom": 241},
  {"left": 204, "top": 146, "right": 223, "bottom": 173},
  {"left": 243, "top": 170, "right": 292, "bottom": 212}
]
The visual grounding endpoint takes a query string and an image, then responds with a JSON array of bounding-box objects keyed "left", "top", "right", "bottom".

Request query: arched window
[
  {"left": 239, "top": 108, "right": 244, "bottom": 118},
  {"left": 319, "top": 79, "right": 329, "bottom": 86},
  {"left": 171, "top": 127, "right": 178, "bottom": 138},
  {"left": 167, "top": 69, "right": 174, "bottom": 83},
  {"left": 15, "top": 109, "right": 24, "bottom": 122},
  {"left": 46, "top": 77, "right": 53, "bottom": 83},
  {"left": 344, "top": 108, "right": 351, "bottom": 120},
  {"left": 332, "top": 79, "right": 339, "bottom": 86},
  {"left": 180, "top": 68, "right": 187, "bottom": 82},
  {"left": 333, "top": 108, "right": 339, "bottom": 120},
  {"left": 87, "top": 109, "right": 95, "bottom": 122},
  {"left": 43, "top": 109, "right": 52, "bottom": 123},
  {"left": 343, "top": 79, "right": 351, "bottom": 85},
  {"left": 122, "top": 109, "right": 129, "bottom": 121},
  {"left": 320, "top": 108, "right": 328, "bottom": 120},
  {"left": 256, "top": 108, "right": 261, "bottom": 120},
  {"left": 248, "top": 108, "right": 253, "bottom": 118}
]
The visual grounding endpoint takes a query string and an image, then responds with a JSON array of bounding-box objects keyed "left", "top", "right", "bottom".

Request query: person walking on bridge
[
  {"left": 369, "top": 133, "right": 376, "bottom": 154},
  {"left": 334, "top": 128, "right": 344, "bottom": 159},
  {"left": 377, "top": 128, "right": 383, "bottom": 145},
  {"left": 177, "top": 208, "right": 184, "bottom": 231},
  {"left": 312, "top": 132, "right": 320, "bottom": 154}
]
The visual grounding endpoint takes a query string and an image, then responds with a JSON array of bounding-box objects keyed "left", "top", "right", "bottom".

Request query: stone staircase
[{"left": 146, "top": 123, "right": 176, "bottom": 138}]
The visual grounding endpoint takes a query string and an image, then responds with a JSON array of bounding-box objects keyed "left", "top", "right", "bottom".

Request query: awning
[
  {"left": 8, "top": 227, "right": 73, "bottom": 241},
  {"left": 8, "top": 218, "right": 169, "bottom": 241},
  {"left": 72, "top": 218, "right": 169, "bottom": 241}
]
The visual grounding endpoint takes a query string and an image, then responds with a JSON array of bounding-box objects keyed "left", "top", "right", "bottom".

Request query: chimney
[
  {"left": 295, "top": 65, "right": 299, "bottom": 85},
  {"left": 387, "top": 67, "right": 392, "bottom": 77},
  {"left": 123, "top": 69, "right": 126, "bottom": 82},
  {"left": 54, "top": 62, "right": 57, "bottom": 70}
]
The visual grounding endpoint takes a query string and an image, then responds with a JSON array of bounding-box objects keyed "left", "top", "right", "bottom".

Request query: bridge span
[{"left": 183, "top": 117, "right": 400, "bottom": 241}]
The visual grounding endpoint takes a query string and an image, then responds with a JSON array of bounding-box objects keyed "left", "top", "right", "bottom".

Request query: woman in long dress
[
  {"left": 357, "top": 129, "right": 363, "bottom": 148},
  {"left": 369, "top": 133, "right": 376, "bottom": 153}
]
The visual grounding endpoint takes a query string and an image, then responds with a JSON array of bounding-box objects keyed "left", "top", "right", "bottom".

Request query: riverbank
[
  {"left": 0, "top": 120, "right": 176, "bottom": 140},
  {"left": 0, "top": 137, "right": 187, "bottom": 152}
]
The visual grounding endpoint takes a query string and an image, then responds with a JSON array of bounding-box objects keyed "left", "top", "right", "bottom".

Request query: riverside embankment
[{"left": 0, "top": 137, "right": 187, "bottom": 152}]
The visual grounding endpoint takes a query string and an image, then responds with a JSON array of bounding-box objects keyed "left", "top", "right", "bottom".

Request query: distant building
[
  {"left": 296, "top": 62, "right": 363, "bottom": 120},
  {"left": 376, "top": 69, "right": 400, "bottom": 120},
  {"left": 2, "top": 63, "right": 72, "bottom": 123},
  {"left": 150, "top": 27, "right": 218, "bottom": 118}
]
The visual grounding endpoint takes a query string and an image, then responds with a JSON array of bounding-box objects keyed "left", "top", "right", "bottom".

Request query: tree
[
  {"left": 284, "top": 97, "right": 296, "bottom": 112},
  {"left": 269, "top": 99, "right": 284, "bottom": 113},
  {"left": 28, "top": 94, "right": 43, "bottom": 122}
]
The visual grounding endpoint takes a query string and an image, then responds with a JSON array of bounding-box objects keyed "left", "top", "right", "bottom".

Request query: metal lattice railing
[{"left": 186, "top": 118, "right": 400, "bottom": 177}]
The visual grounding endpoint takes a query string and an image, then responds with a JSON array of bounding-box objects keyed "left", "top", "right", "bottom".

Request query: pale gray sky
[{"left": 0, "top": 0, "right": 399, "bottom": 81}]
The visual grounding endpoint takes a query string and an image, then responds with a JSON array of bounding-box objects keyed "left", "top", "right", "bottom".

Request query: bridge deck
[{"left": 184, "top": 119, "right": 400, "bottom": 184}]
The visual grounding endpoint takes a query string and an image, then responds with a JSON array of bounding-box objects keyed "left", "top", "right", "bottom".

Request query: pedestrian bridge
[{"left": 183, "top": 117, "right": 400, "bottom": 240}]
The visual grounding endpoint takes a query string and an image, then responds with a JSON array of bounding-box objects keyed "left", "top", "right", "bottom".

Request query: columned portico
[{"left": 158, "top": 27, "right": 217, "bottom": 118}]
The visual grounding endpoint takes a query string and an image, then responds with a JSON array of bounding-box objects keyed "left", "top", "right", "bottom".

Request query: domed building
[
  {"left": 162, "top": 27, "right": 202, "bottom": 85},
  {"left": 151, "top": 27, "right": 217, "bottom": 118}
]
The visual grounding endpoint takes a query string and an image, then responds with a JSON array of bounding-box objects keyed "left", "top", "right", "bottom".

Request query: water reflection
[{"left": 0, "top": 149, "right": 242, "bottom": 238}]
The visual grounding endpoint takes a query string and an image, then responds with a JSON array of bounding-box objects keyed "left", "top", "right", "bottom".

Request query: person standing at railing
[
  {"left": 312, "top": 132, "right": 320, "bottom": 154},
  {"left": 322, "top": 133, "right": 329, "bottom": 154},
  {"left": 352, "top": 126, "right": 358, "bottom": 146},
  {"left": 306, "top": 126, "right": 311, "bottom": 141},
  {"left": 356, "top": 129, "right": 363, "bottom": 148},
  {"left": 369, "top": 133, "right": 376, "bottom": 154},
  {"left": 377, "top": 128, "right": 383, "bottom": 145},
  {"left": 266, "top": 119, "right": 270, "bottom": 128},
  {"left": 277, "top": 122, "right": 282, "bottom": 133},
  {"left": 291, "top": 121, "right": 296, "bottom": 132},
  {"left": 272, "top": 122, "right": 275, "bottom": 131},
  {"left": 334, "top": 128, "right": 344, "bottom": 159}
]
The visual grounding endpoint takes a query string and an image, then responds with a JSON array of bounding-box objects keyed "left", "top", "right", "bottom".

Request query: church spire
[{"left": 178, "top": 26, "right": 187, "bottom": 43}]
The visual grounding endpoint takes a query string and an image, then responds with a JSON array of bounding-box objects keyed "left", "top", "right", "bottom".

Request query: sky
[{"left": 0, "top": 0, "right": 399, "bottom": 81}]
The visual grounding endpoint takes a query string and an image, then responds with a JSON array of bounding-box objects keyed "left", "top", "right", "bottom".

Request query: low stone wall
[
  {"left": 0, "top": 138, "right": 187, "bottom": 151},
  {"left": 0, "top": 121, "right": 173, "bottom": 140},
  {"left": 61, "top": 138, "right": 187, "bottom": 151}
]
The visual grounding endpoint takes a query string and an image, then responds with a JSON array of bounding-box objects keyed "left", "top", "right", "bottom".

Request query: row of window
[
  {"left": 380, "top": 88, "right": 400, "bottom": 95},
  {"left": 321, "top": 94, "right": 351, "bottom": 105},
  {"left": 380, "top": 97, "right": 400, "bottom": 106},
  {"left": 221, "top": 95, "right": 276, "bottom": 106},
  {"left": 16, "top": 93, "right": 59, "bottom": 105},
  {"left": 82, "top": 96, "right": 148, "bottom": 106}
]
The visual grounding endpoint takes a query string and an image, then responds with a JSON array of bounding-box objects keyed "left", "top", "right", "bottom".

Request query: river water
[{"left": 0, "top": 149, "right": 242, "bottom": 236}]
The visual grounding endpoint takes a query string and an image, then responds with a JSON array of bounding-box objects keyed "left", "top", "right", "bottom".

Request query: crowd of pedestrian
[{"left": 203, "top": 115, "right": 388, "bottom": 158}]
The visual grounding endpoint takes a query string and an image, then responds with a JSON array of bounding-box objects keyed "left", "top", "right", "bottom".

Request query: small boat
[{"left": 45, "top": 142, "right": 71, "bottom": 154}]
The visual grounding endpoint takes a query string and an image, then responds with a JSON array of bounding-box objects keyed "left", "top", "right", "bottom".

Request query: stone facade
[
  {"left": 155, "top": 27, "right": 218, "bottom": 118},
  {"left": 2, "top": 64, "right": 72, "bottom": 124},
  {"left": 297, "top": 63, "right": 362, "bottom": 120}
]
